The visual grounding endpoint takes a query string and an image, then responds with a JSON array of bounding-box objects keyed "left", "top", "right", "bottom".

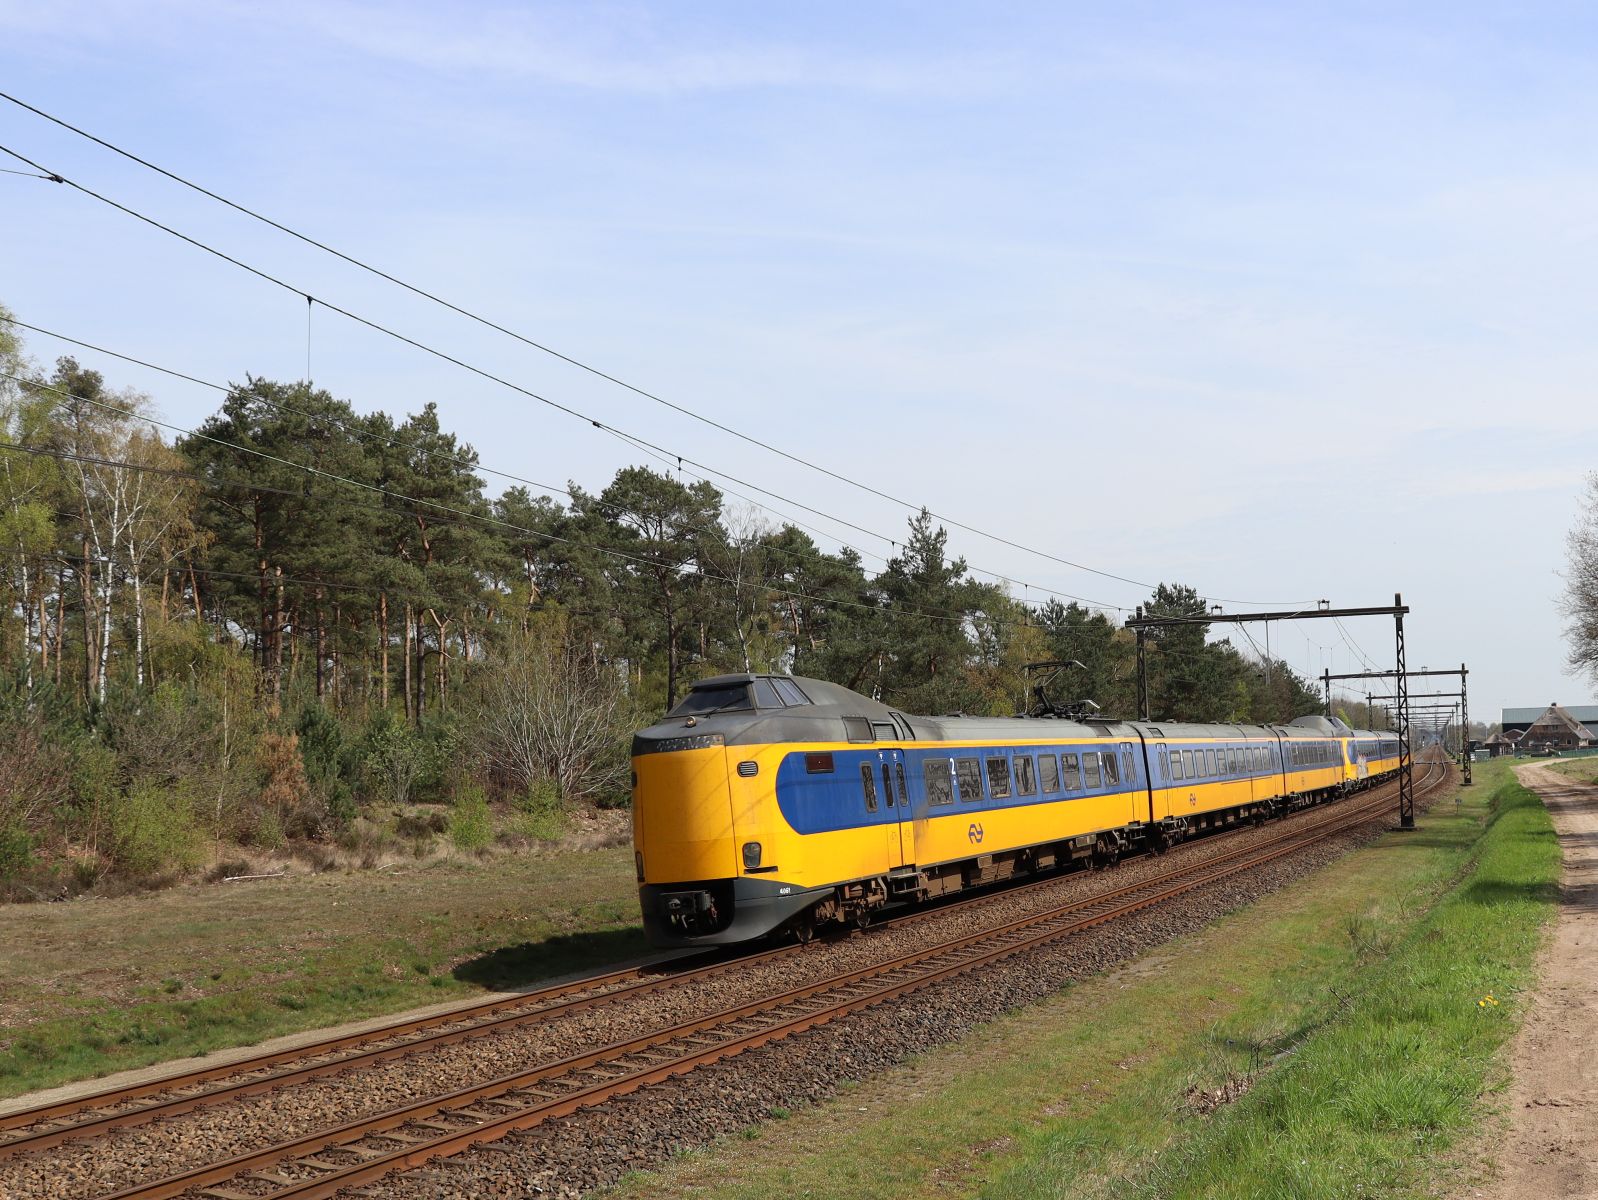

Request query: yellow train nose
[{"left": 632, "top": 742, "right": 737, "bottom": 883}]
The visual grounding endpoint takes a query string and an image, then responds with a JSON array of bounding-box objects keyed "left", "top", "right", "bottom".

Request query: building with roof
[
  {"left": 1480, "top": 730, "right": 1518, "bottom": 757},
  {"left": 1500, "top": 703, "right": 1598, "bottom": 753}
]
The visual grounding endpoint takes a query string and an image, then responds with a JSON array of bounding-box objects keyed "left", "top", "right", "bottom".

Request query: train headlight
[{"left": 742, "top": 841, "right": 763, "bottom": 870}]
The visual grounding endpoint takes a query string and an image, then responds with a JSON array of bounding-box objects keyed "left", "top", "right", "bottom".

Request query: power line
[
  {"left": 2, "top": 371, "right": 1054, "bottom": 633},
  {"left": 0, "top": 313, "right": 1127, "bottom": 613},
  {"left": 0, "top": 108, "right": 1318, "bottom": 608},
  {"left": 1332, "top": 616, "right": 1381, "bottom": 673},
  {"left": 1, "top": 443, "right": 873, "bottom": 631}
]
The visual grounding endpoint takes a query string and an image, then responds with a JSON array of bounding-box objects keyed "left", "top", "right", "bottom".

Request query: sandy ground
[{"left": 1475, "top": 762, "right": 1598, "bottom": 1198}]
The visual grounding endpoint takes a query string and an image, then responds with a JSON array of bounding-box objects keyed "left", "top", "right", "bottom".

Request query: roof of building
[
  {"left": 1525, "top": 704, "right": 1597, "bottom": 737},
  {"left": 1502, "top": 704, "right": 1598, "bottom": 725}
]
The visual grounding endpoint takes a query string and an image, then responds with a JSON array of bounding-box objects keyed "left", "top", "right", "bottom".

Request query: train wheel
[
  {"left": 853, "top": 908, "right": 873, "bottom": 931},
  {"left": 1092, "top": 836, "right": 1120, "bottom": 870},
  {"left": 791, "top": 913, "right": 816, "bottom": 945}
]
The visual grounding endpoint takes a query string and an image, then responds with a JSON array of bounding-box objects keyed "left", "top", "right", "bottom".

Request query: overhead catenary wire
[
  {"left": 2, "top": 441, "right": 881, "bottom": 632},
  {"left": 2, "top": 370, "right": 1064, "bottom": 634},
  {"left": 0, "top": 313, "right": 1128, "bottom": 614},
  {"left": 0, "top": 112, "right": 1319, "bottom": 609}
]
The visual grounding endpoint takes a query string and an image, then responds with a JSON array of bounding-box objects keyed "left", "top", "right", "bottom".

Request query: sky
[{"left": 1, "top": 1, "right": 1594, "bottom": 724}]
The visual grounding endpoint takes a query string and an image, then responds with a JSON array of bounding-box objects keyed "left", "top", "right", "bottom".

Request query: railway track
[
  {"left": 0, "top": 760, "right": 1426, "bottom": 1156},
  {"left": 0, "top": 757, "right": 1449, "bottom": 1200},
  {"left": 0, "top": 763, "right": 1416, "bottom": 1151}
]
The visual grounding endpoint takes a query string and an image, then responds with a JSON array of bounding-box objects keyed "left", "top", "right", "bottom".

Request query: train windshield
[{"left": 670, "top": 683, "right": 752, "bottom": 717}]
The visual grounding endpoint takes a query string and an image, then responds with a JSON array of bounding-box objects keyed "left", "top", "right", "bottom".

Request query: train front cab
[
  {"left": 633, "top": 731, "right": 852, "bottom": 948},
  {"left": 1343, "top": 730, "right": 1403, "bottom": 789},
  {"left": 633, "top": 682, "right": 923, "bottom": 946}
]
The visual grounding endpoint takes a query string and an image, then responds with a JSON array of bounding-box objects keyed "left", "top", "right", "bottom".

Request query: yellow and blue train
[{"left": 632, "top": 673, "right": 1406, "bottom": 947}]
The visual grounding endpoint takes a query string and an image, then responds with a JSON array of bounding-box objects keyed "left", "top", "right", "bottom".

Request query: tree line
[{"left": 0, "top": 309, "right": 1329, "bottom": 892}]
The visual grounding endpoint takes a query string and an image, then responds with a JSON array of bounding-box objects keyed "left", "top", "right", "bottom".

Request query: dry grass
[{"left": 0, "top": 839, "right": 642, "bottom": 1098}]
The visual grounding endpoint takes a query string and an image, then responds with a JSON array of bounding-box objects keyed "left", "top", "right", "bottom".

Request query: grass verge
[
  {"left": 1548, "top": 755, "right": 1598, "bottom": 784},
  {"left": 0, "top": 845, "right": 643, "bottom": 1099},
  {"left": 608, "top": 759, "right": 1557, "bottom": 1200}
]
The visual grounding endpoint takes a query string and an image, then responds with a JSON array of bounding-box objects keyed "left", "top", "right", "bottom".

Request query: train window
[
  {"left": 986, "top": 757, "right": 1012, "bottom": 799},
  {"left": 872, "top": 722, "right": 897, "bottom": 742},
  {"left": 844, "top": 717, "right": 874, "bottom": 743},
  {"left": 771, "top": 678, "right": 810, "bottom": 706},
  {"left": 1062, "top": 753, "right": 1082, "bottom": 790},
  {"left": 1083, "top": 753, "right": 1103, "bottom": 789},
  {"left": 860, "top": 763, "right": 878, "bottom": 813},
  {"left": 1183, "top": 749, "right": 1195, "bottom": 777},
  {"left": 1170, "top": 750, "right": 1184, "bottom": 781},
  {"left": 882, "top": 763, "right": 895, "bottom": 807},
  {"left": 1102, "top": 754, "right": 1120, "bottom": 786},
  {"left": 669, "top": 683, "right": 751, "bottom": 716},
  {"left": 1123, "top": 750, "right": 1136, "bottom": 781},
  {"left": 896, "top": 761, "right": 908, "bottom": 806},
  {"left": 1205, "top": 749, "right": 1216, "bottom": 776},
  {"left": 925, "top": 759, "right": 954, "bottom": 806},
  {"left": 956, "top": 758, "right": 983, "bottom": 802},
  {"left": 1039, "top": 754, "right": 1061, "bottom": 793},
  {"left": 753, "top": 679, "right": 784, "bottom": 708},
  {"left": 1015, "top": 755, "right": 1037, "bottom": 796}
]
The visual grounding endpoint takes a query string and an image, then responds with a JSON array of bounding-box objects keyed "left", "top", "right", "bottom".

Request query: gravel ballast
[{"left": 0, "top": 777, "right": 1441, "bottom": 1200}]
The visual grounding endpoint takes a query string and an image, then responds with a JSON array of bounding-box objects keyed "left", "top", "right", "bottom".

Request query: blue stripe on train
[{"left": 773, "top": 741, "right": 1180, "bottom": 836}]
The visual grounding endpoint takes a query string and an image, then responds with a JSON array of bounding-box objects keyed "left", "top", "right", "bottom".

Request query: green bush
[
  {"left": 449, "top": 784, "right": 493, "bottom": 852},
  {"left": 360, "top": 709, "right": 426, "bottom": 807},
  {"left": 295, "top": 702, "right": 357, "bottom": 828},
  {"left": 108, "top": 780, "right": 201, "bottom": 875},
  {"left": 0, "top": 822, "right": 35, "bottom": 876},
  {"left": 512, "top": 776, "right": 567, "bottom": 842}
]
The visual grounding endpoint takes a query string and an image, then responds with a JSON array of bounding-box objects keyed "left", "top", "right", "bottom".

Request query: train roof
[
  {"left": 639, "top": 675, "right": 1401, "bottom": 751},
  {"left": 1287, "top": 714, "right": 1354, "bottom": 736}
]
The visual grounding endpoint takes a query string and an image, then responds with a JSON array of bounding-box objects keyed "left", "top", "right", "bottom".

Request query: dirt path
[{"left": 1477, "top": 763, "right": 1598, "bottom": 1197}]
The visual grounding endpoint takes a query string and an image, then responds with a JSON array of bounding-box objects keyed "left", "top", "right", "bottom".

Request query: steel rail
[
  {"left": 99, "top": 759, "right": 1448, "bottom": 1200},
  {"left": 0, "top": 764, "right": 1418, "bottom": 1154},
  {"left": 0, "top": 962, "right": 665, "bottom": 1134}
]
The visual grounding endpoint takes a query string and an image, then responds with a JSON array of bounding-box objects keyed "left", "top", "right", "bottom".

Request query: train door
[
  {"left": 1149, "top": 741, "right": 1171, "bottom": 825},
  {"left": 1120, "top": 741, "right": 1141, "bottom": 823},
  {"left": 880, "top": 747, "right": 912, "bottom": 869}
]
